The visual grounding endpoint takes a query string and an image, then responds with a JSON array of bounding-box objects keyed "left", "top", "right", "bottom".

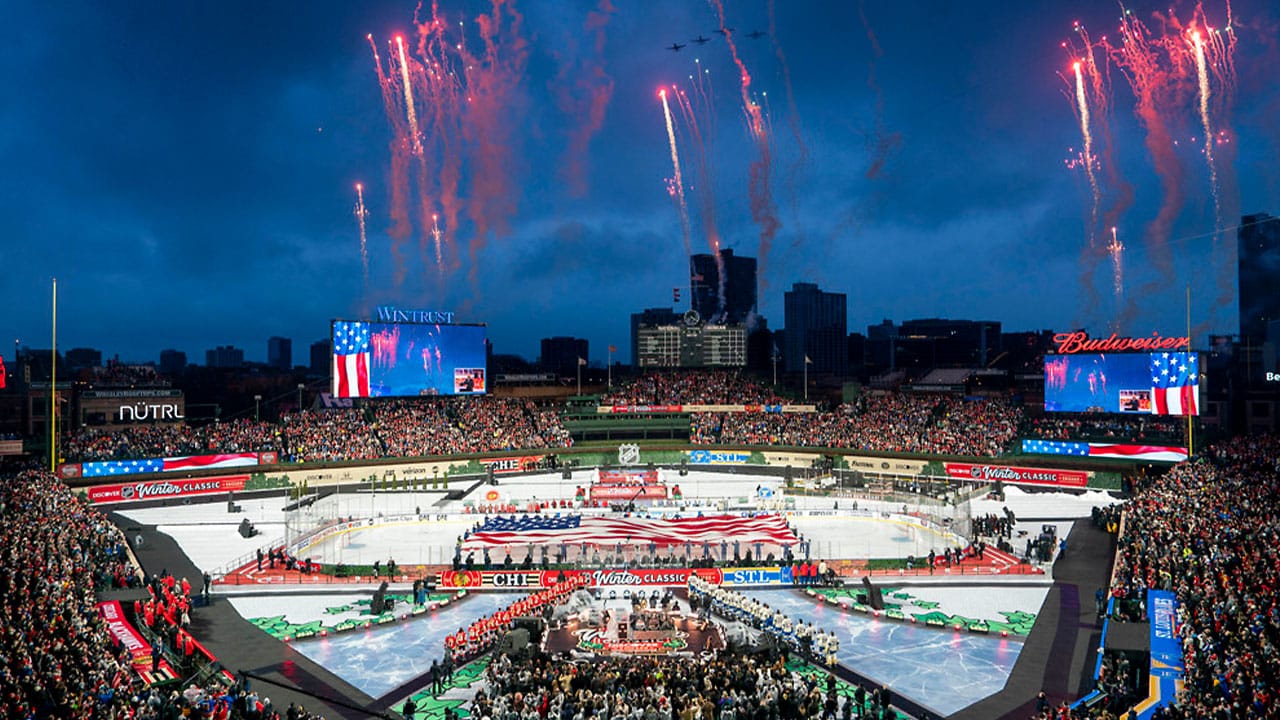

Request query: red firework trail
[
  {"left": 1182, "top": 3, "right": 1238, "bottom": 313},
  {"left": 1109, "top": 5, "right": 1195, "bottom": 290},
  {"left": 1063, "top": 23, "right": 1134, "bottom": 328},
  {"left": 674, "top": 86, "right": 727, "bottom": 314},
  {"left": 659, "top": 88, "right": 693, "bottom": 258},
  {"left": 551, "top": 0, "right": 616, "bottom": 197},
  {"left": 368, "top": 34, "right": 413, "bottom": 289},
  {"left": 416, "top": 3, "right": 465, "bottom": 277},
  {"left": 767, "top": 0, "right": 809, "bottom": 244},
  {"left": 710, "top": 0, "right": 780, "bottom": 276}
]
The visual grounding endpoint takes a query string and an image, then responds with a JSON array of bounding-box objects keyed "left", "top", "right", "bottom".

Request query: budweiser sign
[
  {"left": 944, "top": 463, "right": 1087, "bottom": 488},
  {"left": 1053, "top": 331, "right": 1190, "bottom": 355},
  {"left": 87, "top": 475, "right": 249, "bottom": 504}
]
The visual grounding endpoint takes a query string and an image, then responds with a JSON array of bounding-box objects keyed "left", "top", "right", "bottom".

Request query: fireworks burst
[{"left": 354, "top": 183, "right": 370, "bottom": 290}]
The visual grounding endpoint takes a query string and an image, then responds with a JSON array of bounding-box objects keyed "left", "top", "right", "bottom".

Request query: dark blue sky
[{"left": 4, "top": 1, "right": 1276, "bottom": 365}]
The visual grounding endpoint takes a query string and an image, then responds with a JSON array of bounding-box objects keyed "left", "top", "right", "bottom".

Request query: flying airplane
[
  {"left": 692, "top": 35, "right": 712, "bottom": 45},
  {"left": 746, "top": 30, "right": 765, "bottom": 39},
  {"left": 667, "top": 42, "right": 686, "bottom": 51}
]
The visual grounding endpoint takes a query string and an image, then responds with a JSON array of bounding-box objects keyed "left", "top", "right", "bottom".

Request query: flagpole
[
  {"left": 50, "top": 277, "right": 57, "bottom": 473},
  {"left": 577, "top": 361, "right": 582, "bottom": 396},
  {"left": 1186, "top": 284, "right": 1193, "bottom": 457}
]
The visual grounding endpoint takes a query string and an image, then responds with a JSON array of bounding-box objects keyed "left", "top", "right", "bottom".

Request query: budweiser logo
[{"left": 1052, "top": 331, "right": 1190, "bottom": 355}]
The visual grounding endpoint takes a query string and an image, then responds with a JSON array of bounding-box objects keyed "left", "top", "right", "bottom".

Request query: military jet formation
[{"left": 668, "top": 28, "right": 764, "bottom": 51}]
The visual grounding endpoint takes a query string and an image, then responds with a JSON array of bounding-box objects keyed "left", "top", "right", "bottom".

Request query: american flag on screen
[
  {"left": 332, "top": 321, "right": 371, "bottom": 398},
  {"left": 1022, "top": 439, "right": 1188, "bottom": 463},
  {"left": 460, "top": 514, "right": 798, "bottom": 550},
  {"left": 81, "top": 453, "right": 262, "bottom": 477},
  {"left": 1150, "top": 352, "right": 1198, "bottom": 416}
]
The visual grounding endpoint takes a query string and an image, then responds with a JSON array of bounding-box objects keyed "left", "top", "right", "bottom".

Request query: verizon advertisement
[
  {"left": 943, "top": 462, "right": 1088, "bottom": 488},
  {"left": 87, "top": 475, "right": 249, "bottom": 504}
]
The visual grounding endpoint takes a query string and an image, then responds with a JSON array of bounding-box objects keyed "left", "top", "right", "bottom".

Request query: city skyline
[{"left": 4, "top": 0, "right": 1277, "bottom": 364}]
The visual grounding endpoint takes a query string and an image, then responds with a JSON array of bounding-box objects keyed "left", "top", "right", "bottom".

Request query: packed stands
[
  {"left": 692, "top": 393, "right": 1022, "bottom": 457},
  {"left": 1024, "top": 413, "right": 1186, "bottom": 444},
  {"left": 0, "top": 468, "right": 326, "bottom": 719},
  {"left": 599, "top": 370, "right": 789, "bottom": 406},
  {"left": 1092, "top": 434, "right": 1280, "bottom": 718},
  {"left": 64, "top": 397, "right": 573, "bottom": 464}
]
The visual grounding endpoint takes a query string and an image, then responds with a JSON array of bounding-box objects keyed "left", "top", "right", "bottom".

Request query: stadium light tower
[
  {"left": 254, "top": 394, "right": 262, "bottom": 421},
  {"left": 297, "top": 383, "right": 305, "bottom": 412}
]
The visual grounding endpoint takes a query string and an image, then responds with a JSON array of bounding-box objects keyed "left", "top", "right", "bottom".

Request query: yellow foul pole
[{"left": 50, "top": 278, "right": 57, "bottom": 472}]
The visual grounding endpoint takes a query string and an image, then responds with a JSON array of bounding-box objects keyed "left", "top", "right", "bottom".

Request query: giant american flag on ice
[{"left": 460, "top": 514, "right": 798, "bottom": 550}]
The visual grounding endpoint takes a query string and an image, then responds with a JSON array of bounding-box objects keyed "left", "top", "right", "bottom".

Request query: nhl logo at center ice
[{"left": 618, "top": 443, "right": 641, "bottom": 466}]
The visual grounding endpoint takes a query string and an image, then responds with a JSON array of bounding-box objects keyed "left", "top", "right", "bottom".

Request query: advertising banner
[
  {"left": 598, "top": 404, "right": 818, "bottom": 415},
  {"left": 1134, "top": 590, "right": 1185, "bottom": 719},
  {"left": 97, "top": 601, "right": 153, "bottom": 670},
  {"left": 943, "top": 462, "right": 1088, "bottom": 488},
  {"left": 687, "top": 450, "right": 751, "bottom": 465},
  {"left": 589, "top": 485, "right": 668, "bottom": 500},
  {"left": 843, "top": 456, "right": 929, "bottom": 474},
  {"left": 437, "top": 567, "right": 797, "bottom": 589},
  {"left": 478, "top": 455, "right": 546, "bottom": 474},
  {"left": 598, "top": 469, "right": 660, "bottom": 484},
  {"left": 86, "top": 475, "right": 249, "bottom": 504}
]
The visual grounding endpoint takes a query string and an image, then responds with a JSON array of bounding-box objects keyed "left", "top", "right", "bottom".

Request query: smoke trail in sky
[
  {"left": 368, "top": 34, "right": 413, "bottom": 289},
  {"left": 710, "top": 0, "right": 780, "bottom": 279},
  {"left": 673, "top": 86, "right": 727, "bottom": 315},
  {"left": 458, "top": 0, "right": 530, "bottom": 290},
  {"left": 857, "top": 1, "right": 900, "bottom": 180},
  {"left": 551, "top": 0, "right": 616, "bottom": 197}
]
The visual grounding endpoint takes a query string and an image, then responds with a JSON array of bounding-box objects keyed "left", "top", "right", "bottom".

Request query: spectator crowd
[
  {"left": 1086, "top": 434, "right": 1280, "bottom": 719},
  {"left": 59, "top": 371, "right": 1205, "bottom": 469},
  {"left": 691, "top": 393, "right": 1022, "bottom": 457}
]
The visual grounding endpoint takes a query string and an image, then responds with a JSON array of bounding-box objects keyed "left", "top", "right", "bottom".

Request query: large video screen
[
  {"left": 1044, "top": 352, "right": 1199, "bottom": 416},
  {"left": 331, "top": 320, "right": 487, "bottom": 398}
]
